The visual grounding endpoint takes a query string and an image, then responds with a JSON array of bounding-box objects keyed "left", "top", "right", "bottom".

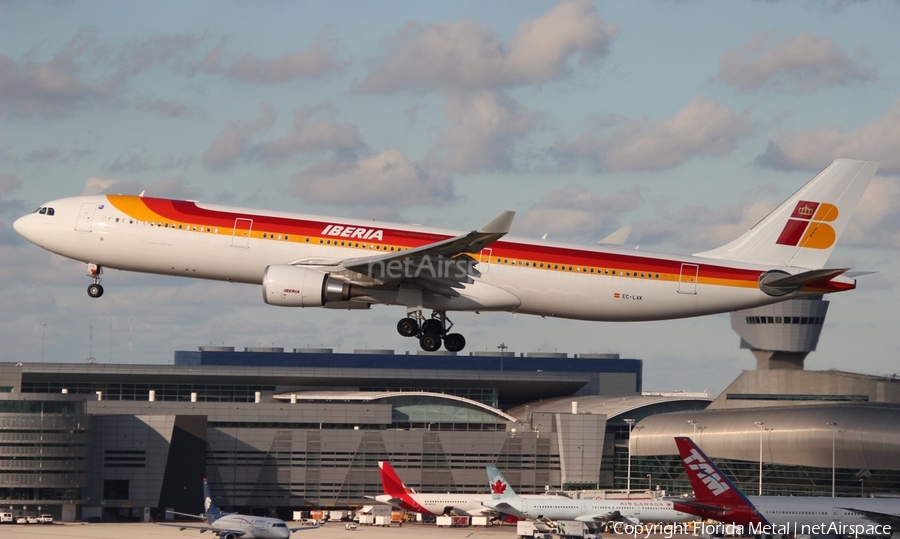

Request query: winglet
[
  {"left": 486, "top": 465, "right": 518, "bottom": 499},
  {"left": 478, "top": 211, "right": 516, "bottom": 235},
  {"left": 598, "top": 226, "right": 633, "bottom": 246}
]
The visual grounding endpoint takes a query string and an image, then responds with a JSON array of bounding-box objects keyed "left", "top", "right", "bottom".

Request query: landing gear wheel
[
  {"left": 87, "top": 284, "right": 104, "bottom": 298},
  {"left": 397, "top": 318, "right": 419, "bottom": 337},
  {"left": 443, "top": 333, "right": 466, "bottom": 353},
  {"left": 421, "top": 319, "right": 442, "bottom": 335},
  {"left": 419, "top": 333, "right": 442, "bottom": 352}
]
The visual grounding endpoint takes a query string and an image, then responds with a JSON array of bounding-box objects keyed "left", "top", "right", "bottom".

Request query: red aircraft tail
[
  {"left": 378, "top": 461, "right": 415, "bottom": 496},
  {"left": 673, "top": 437, "right": 768, "bottom": 527}
]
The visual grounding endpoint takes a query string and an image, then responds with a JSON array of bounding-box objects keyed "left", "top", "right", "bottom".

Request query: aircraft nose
[{"left": 13, "top": 214, "right": 31, "bottom": 239}]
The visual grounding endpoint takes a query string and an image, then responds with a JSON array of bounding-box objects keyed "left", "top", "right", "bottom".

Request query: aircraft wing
[
  {"left": 571, "top": 511, "right": 637, "bottom": 523},
  {"left": 336, "top": 211, "right": 515, "bottom": 296},
  {"left": 164, "top": 510, "right": 206, "bottom": 520},
  {"left": 674, "top": 499, "right": 730, "bottom": 515},
  {"left": 838, "top": 507, "right": 900, "bottom": 527},
  {"left": 288, "top": 523, "right": 322, "bottom": 532},
  {"left": 156, "top": 522, "right": 246, "bottom": 536},
  {"left": 481, "top": 501, "right": 528, "bottom": 519}
]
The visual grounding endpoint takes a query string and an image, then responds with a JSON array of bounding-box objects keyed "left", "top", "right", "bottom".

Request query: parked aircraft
[
  {"left": 156, "top": 478, "right": 318, "bottom": 539},
  {"left": 15, "top": 159, "right": 878, "bottom": 352},
  {"left": 372, "top": 461, "right": 566, "bottom": 518},
  {"left": 673, "top": 437, "right": 899, "bottom": 535},
  {"left": 482, "top": 465, "right": 693, "bottom": 524}
]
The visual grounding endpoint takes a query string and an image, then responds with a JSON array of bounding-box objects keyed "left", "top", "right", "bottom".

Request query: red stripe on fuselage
[{"left": 127, "top": 196, "right": 764, "bottom": 286}]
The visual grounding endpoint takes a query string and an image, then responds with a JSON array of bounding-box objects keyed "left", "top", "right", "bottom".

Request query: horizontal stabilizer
[{"left": 758, "top": 268, "right": 849, "bottom": 297}]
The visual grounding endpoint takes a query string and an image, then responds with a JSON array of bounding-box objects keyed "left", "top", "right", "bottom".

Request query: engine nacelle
[{"left": 262, "top": 265, "right": 351, "bottom": 307}]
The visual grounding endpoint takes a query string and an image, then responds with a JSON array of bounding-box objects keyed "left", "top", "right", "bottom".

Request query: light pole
[
  {"left": 827, "top": 422, "right": 837, "bottom": 497},
  {"left": 624, "top": 418, "right": 635, "bottom": 493},
  {"left": 754, "top": 422, "right": 765, "bottom": 495},
  {"left": 498, "top": 342, "right": 507, "bottom": 371},
  {"left": 687, "top": 420, "right": 697, "bottom": 436},
  {"left": 646, "top": 474, "right": 652, "bottom": 491}
]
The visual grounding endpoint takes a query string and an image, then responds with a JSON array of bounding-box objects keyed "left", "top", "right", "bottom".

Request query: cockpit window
[
  {"left": 47, "top": 208, "right": 55, "bottom": 216},
  {"left": 35, "top": 207, "right": 55, "bottom": 215},
  {"left": 39, "top": 208, "right": 47, "bottom": 215}
]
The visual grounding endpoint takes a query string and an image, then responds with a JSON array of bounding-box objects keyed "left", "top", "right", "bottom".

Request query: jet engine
[{"left": 262, "top": 265, "right": 352, "bottom": 307}]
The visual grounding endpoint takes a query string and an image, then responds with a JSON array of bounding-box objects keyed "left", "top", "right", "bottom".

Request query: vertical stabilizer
[
  {"left": 378, "top": 461, "right": 414, "bottom": 496},
  {"left": 202, "top": 478, "right": 221, "bottom": 519},
  {"left": 695, "top": 159, "right": 879, "bottom": 269},
  {"left": 486, "top": 465, "right": 518, "bottom": 499},
  {"left": 674, "top": 437, "right": 768, "bottom": 527}
]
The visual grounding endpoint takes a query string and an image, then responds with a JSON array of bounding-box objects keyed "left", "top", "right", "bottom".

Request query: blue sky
[{"left": 2, "top": 0, "right": 898, "bottom": 394}]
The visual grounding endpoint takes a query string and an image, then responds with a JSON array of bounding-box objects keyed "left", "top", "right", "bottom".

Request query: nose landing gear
[
  {"left": 86, "top": 263, "right": 104, "bottom": 298},
  {"left": 396, "top": 310, "right": 466, "bottom": 353}
]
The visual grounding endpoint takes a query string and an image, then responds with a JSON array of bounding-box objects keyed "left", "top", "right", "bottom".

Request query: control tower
[{"left": 729, "top": 295, "right": 828, "bottom": 370}]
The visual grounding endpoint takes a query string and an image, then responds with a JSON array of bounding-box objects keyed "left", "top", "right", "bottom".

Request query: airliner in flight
[
  {"left": 14, "top": 159, "right": 878, "bottom": 352},
  {"left": 482, "top": 465, "right": 693, "bottom": 524},
  {"left": 673, "top": 437, "right": 899, "bottom": 535},
  {"left": 156, "top": 478, "right": 318, "bottom": 538},
  {"left": 372, "top": 461, "right": 566, "bottom": 518}
]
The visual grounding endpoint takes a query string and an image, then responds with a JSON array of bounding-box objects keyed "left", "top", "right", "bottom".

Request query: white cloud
[
  {"left": 515, "top": 184, "right": 642, "bottom": 240},
  {"left": 353, "top": 0, "right": 616, "bottom": 93},
  {"left": 202, "top": 103, "right": 277, "bottom": 171},
  {"left": 83, "top": 177, "right": 120, "bottom": 195},
  {"left": 289, "top": 149, "right": 453, "bottom": 217},
  {"left": 717, "top": 32, "right": 875, "bottom": 91},
  {"left": 0, "top": 30, "right": 202, "bottom": 118},
  {"left": 427, "top": 91, "right": 540, "bottom": 173},
  {"left": 254, "top": 102, "right": 366, "bottom": 166},
  {"left": 842, "top": 176, "right": 900, "bottom": 249},
  {"left": 0, "top": 172, "right": 21, "bottom": 196},
  {"left": 198, "top": 32, "right": 344, "bottom": 83},
  {"left": 553, "top": 97, "right": 752, "bottom": 172},
  {"left": 756, "top": 99, "right": 900, "bottom": 173}
]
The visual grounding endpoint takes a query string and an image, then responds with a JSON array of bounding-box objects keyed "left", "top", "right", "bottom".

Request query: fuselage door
[
  {"left": 479, "top": 247, "right": 492, "bottom": 274},
  {"left": 232, "top": 218, "right": 253, "bottom": 248},
  {"left": 75, "top": 203, "right": 97, "bottom": 232},
  {"left": 677, "top": 263, "right": 699, "bottom": 295}
]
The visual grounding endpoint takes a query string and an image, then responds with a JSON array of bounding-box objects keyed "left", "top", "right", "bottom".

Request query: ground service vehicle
[{"left": 517, "top": 521, "right": 553, "bottom": 539}]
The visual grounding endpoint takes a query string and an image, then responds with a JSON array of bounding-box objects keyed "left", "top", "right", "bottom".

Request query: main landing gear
[
  {"left": 86, "top": 263, "right": 104, "bottom": 298},
  {"left": 397, "top": 310, "right": 466, "bottom": 353}
]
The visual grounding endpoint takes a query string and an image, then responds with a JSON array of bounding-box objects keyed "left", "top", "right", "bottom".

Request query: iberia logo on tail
[{"left": 776, "top": 200, "right": 838, "bottom": 249}]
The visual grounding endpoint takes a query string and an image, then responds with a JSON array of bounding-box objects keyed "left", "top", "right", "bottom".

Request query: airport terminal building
[
  {"left": 3, "top": 316, "right": 899, "bottom": 523},
  {"left": 1, "top": 348, "right": 668, "bottom": 521}
]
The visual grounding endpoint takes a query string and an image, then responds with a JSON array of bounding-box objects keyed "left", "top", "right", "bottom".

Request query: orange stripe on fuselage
[{"left": 105, "top": 195, "right": 765, "bottom": 289}]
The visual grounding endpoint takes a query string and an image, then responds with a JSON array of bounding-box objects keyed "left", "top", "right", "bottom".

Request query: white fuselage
[
  {"left": 375, "top": 492, "right": 568, "bottom": 517},
  {"left": 211, "top": 513, "right": 291, "bottom": 539},
  {"left": 488, "top": 497, "right": 693, "bottom": 524},
  {"left": 747, "top": 496, "right": 899, "bottom": 534},
  {"left": 13, "top": 195, "right": 832, "bottom": 321}
]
